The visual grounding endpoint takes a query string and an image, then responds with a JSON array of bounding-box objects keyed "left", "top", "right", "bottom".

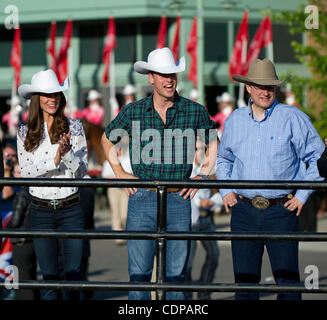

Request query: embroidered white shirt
[{"left": 17, "top": 118, "right": 88, "bottom": 200}]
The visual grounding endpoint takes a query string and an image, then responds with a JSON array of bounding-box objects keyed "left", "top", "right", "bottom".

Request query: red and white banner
[
  {"left": 47, "top": 21, "right": 57, "bottom": 73},
  {"left": 170, "top": 15, "right": 181, "bottom": 62},
  {"left": 229, "top": 10, "right": 248, "bottom": 80},
  {"left": 10, "top": 27, "right": 21, "bottom": 91},
  {"left": 156, "top": 16, "right": 167, "bottom": 49},
  {"left": 56, "top": 20, "right": 72, "bottom": 84},
  {"left": 241, "top": 15, "right": 273, "bottom": 74},
  {"left": 102, "top": 17, "right": 117, "bottom": 84},
  {"left": 186, "top": 17, "right": 197, "bottom": 88}
]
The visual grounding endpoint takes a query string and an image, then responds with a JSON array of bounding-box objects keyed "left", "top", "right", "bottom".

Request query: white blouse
[{"left": 17, "top": 118, "right": 88, "bottom": 200}]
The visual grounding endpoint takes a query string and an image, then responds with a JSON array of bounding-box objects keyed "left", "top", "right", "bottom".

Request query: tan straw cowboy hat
[{"left": 232, "top": 59, "right": 285, "bottom": 86}]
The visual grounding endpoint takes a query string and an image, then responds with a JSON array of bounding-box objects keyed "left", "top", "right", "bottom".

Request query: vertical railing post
[{"left": 156, "top": 186, "right": 167, "bottom": 300}]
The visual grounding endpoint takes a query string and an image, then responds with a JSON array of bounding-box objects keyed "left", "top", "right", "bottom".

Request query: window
[
  {"left": 272, "top": 24, "right": 302, "bottom": 63},
  {"left": 205, "top": 22, "right": 228, "bottom": 62},
  {"left": 0, "top": 27, "right": 12, "bottom": 67},
  {"left": 79, "top": 23, "right": 104, "bottom": 64},
  {"left": 22, "top": 27, "right": 47, "bottom": 66}
]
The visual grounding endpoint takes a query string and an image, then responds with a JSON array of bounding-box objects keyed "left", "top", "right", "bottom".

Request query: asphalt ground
[{"left": 87, "top": 207, "right": 327, "bottom": 300}]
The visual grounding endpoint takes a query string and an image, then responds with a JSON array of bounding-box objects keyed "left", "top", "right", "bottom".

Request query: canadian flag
[
  {"left": 229, "top": 10, "right": 248, "bottom": 80},
  {"left": 10, "top": 27, "right": 21, "bottom": 91},
  {"left": 102, "top": 17, "right": 117, "bottom": 84},
  {"left": 56, "top": 20, "right": 72, "bottom": 84},
  {"left": 47, "top": 21, "right": 57, "bottom": 73},
  {"left": 241, "top": 15, "right": 273, "bottom": 74},
  {"left": 156, "top": 16, "right": 167, "bottom": 49},
  {"left": 170, "top": 15, "right": 181, "bottom": 61},
  {"left": 186, "top": 17, "right": 198, "bottom": 88}
]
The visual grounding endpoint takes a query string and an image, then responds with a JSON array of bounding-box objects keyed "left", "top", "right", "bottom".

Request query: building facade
[{"left": 0, "top": 0, "right": 307, "bottom": 126}]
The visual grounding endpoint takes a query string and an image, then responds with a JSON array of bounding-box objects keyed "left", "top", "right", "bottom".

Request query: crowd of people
[{"left": 0, "top": 47, "right": 327, "bottom": 300}]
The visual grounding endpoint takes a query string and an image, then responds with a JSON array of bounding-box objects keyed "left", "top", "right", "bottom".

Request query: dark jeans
[
  {"left": 231, "top": 200, "right": 301, "bottom": 300},
  {"left": 12, "top": 241, "right": 39, "bottom": 300},
  {"left": 30, "top": 203, "right": 84, "bottom": 300}
]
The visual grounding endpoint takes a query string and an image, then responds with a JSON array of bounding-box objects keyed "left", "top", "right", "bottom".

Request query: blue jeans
[
  {"left": 231, "top": 200, "right": 301, "bottom": 300},
  {"left": 30, "top": 203, "right": 84, "bottom": 300},
  {"left": 126, "top": 188, "right": 191, "bottom": 300}
]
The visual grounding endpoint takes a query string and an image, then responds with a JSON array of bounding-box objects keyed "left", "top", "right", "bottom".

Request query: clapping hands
[{"left": 54, "top": 131, "right": 72, "bottom": 167}]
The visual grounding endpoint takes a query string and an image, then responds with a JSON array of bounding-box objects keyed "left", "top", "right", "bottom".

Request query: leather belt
[
  {"left": 149, "top": 188, "right": 181, "bottom": 193},
  {"left": 238, "top": 192, "right": 295, "bottom": 210},
  {"left": 31, "top": 193, "right": 80, "bottom": 210}
]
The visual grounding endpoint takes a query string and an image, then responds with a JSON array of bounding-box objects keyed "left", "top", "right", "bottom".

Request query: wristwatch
[{"left": 198, "top": 174, "right": 209, "bottom": 180}]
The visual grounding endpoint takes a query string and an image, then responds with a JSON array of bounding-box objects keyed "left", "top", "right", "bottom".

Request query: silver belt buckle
[{"left": 251, "top": 196, "right": 270, "bottom": 210}]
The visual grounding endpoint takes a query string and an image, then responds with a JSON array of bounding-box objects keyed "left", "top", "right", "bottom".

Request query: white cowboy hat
[
  {"left": 190, "top": 88, "right": 199, "bottom": 100},
  {"left": 134, "top": 47, "right": 185, "bottom": 75},
  {"left": 216, "top": 92, "right": 235, "bottom": 103},
  {"left": 123, "top": 84, "right": 136, "bottom": 95},
  {"left": 18, "top": 69, "right": 69, "bottom": 99},
  {"left": 6, "top": 96, "right": 20, "bottom": 106},
  {"left": 232, "top": 59, "right": 285, "bottom": 86},
  {"left": 87, "top": 89, "right": 102, "bottom": 101}
]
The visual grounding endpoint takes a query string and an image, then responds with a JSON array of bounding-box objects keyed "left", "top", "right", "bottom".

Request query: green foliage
[{"left": 273, "top": 0, "right": 327, "bottom": 137}]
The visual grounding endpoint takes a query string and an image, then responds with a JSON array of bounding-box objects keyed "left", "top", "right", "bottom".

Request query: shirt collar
[
  {"left": 145, "top": 92, "right": 183, "bottom": 112},
  {"left": 247, "top": 98, "right": 279, "bottom": 120}
]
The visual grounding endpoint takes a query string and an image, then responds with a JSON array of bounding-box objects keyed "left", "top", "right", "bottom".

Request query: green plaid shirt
[{"left": 105, "top": 93, "right": 216, "bottom": 180}]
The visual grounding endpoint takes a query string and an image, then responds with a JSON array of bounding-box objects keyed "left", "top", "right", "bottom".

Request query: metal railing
[{"left": 1, "top": 178, "right": 327, "bottom": 299}]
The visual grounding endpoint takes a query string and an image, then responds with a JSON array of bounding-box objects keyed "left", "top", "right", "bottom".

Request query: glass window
[
  {"left": 141, "top": 21, "right": 160, "bottom": 60},
  {"left": 205, "top": 22, "right": 228, "bottom": 62},
  {"left": 22, "top": 27, "right": 47, "bottom": 66},
  {"left": 0, "top": 27, "right": 12, "bottom": 67},
  {"left": 272, "top": 24, "right": 302, "bottom": 63},
  {"left": 116, "top": 22, "right": 136, "bottom": 63},
  {"left": 79, "top": 23, "right": 104, "bottom": 64}
]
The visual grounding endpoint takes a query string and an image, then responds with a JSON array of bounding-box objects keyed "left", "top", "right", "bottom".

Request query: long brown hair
[{"left": 24, "top": 92, "right": 70, "bottom": 152}]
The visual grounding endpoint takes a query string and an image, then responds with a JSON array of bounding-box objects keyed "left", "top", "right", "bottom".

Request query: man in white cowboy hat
[
  {"left": 101, "top": 47, "right": 218, "bottom": 300},
  {"left": 212, "top": 92, "right": 235, "bottom": 138},
  {"left": 216, "top": 59, "right": 325, "bottom": 300}
]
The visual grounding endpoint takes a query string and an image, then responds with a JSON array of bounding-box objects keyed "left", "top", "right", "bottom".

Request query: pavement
[{"left": 87, "top": 206, "right": 327, "bottom": 300}]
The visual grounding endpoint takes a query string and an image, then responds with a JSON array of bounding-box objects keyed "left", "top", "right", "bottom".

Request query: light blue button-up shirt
[{"left": 216, "top": 99, "right": 325, "bottom": 203}]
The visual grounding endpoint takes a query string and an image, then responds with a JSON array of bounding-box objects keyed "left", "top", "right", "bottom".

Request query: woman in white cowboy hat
[{"left": 17, "top": 69, "right": 88, "bottom": 300}]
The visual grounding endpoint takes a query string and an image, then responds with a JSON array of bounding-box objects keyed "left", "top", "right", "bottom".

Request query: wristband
[{"left": 198, "top": 174, "right": 209, "bottom": 180}]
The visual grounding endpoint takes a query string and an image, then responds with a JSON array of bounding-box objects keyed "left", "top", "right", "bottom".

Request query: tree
[{"left": 273, "top": 0, "right": 327, "bottom": 137}]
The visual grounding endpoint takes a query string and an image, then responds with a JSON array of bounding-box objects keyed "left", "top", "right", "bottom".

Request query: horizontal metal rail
[
  {"left": 0, "top": 281, "right": 326, "bottom": 294},
  {"left": 1, "top": 230, "right": 327, "bottom": 241},
  {"left": 1, "top": 178, "right": 327, "bottom": 298},
  {"left": 1, "top": 178, "right": 327, "bottom": 189}
]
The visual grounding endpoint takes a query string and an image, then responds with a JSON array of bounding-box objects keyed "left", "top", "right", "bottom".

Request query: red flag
[
  {"left": 229, "top": 10, "right": 248, "bottom": 80},
  {"left": 186, "top": 17, "right": 197, "bottom": 88},
  {"left": 156, "top": 16, "right": 167, "bottom": 49},
  {"left": 241, "top": 15, "right": 272, "bottom": 74},
  {"left": 10, "top": 27, "right": 21, "bottom": 91},
  {"left": 170, "top": 16, "right": 181, "bottom": 62},
  {"left": 102, "top": 17, "right": 117, "bottom": 84},
  {"left": 56, "top": 20, "right": 72, "bottom": 84},
  {"left": 47, "top": 21, "right": 57, "bottom": 72}
]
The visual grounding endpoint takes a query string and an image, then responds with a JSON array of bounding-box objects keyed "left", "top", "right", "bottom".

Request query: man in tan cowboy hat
[
  {"left": 101, "top": 47, "right": 218, "bottom": 300},
  {"left": 216, "top": 58, "right": 324, "bottom": 300}
]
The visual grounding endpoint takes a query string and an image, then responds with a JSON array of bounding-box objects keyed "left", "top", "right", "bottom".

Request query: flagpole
[
  {"left": 197, "top": 0, "right": 204, "bottom": 105},
  {"left": 109, "top": 50, "right": 117, "bottom": 120},
  {"left": 238, "top": 38, "right": 247, "bottom": 108}
]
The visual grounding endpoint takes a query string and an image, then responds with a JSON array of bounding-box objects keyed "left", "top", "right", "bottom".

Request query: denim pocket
[
  {"left": 171, "top": 192, "right": 191, "bottom": 203},
  {"left": 129, "top": 188, "right": 149, "bottom": 201}
]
